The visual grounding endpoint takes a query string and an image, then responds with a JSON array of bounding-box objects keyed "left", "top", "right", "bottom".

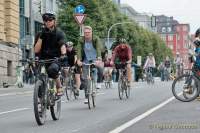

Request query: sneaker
[
  {"left": 84, "top": 98, "right": 88, "bottom": 104},
  {"left": 96, "top": 83, "right": 101, "bottom": 90},
  {"left": 74, "top": 89, "right": 79, "bottom": 96},
  {"left": 56, "top": 87, "right": 64, "bottom": 96}
]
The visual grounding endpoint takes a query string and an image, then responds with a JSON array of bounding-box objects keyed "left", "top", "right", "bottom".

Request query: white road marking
[
  {"left": 0, "top": 108, "right": 30, "bottom": 115},
  {"left": 109, "top": 96, "right": 176, "bottom": 133},
  {"left": 0, "top": 91, "right": 32, "bottom": 97}
]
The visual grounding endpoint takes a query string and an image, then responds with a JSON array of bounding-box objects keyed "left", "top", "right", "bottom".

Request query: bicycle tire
[
  {"left": 87, "top": 80, "right": 93, "bottom": 109},
  {"left": 172, "top": 74, "right": 200, "bottom": 102},
  {"left": 125, "top": 84, "right": 130, "bottom": 99},
  {"left": 118, "top": 79, "right": 124, "bottom": 100},
  {"left": 92, "top": 81, "right": 96, "bottom": 108},
  {"left": 33, "top": 80, "right": 46, "bottom": 125},
  {"left": 50, "top": 96, "right": 61, "bottom": 120}
]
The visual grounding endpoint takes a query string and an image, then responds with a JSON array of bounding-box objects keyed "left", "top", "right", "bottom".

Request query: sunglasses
[{"left": 44, "top": 18, "right": 54, "bottom": 22}]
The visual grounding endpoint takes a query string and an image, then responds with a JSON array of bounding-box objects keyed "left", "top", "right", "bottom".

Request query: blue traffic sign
[{"left": 74, "top": 5, "right": 85, "bottom": 14}]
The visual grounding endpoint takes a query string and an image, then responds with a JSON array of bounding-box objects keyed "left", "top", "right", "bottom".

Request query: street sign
[
  {"left": 74, "top": 14, "right": 86, "bottom": 25},
  {"left": 74, "top": 5, "right": 85, "bottom": 14}
]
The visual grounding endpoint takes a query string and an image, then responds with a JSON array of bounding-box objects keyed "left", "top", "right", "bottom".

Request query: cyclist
[
  {"left": 76, "top": 26, "right": 102, "bottom": 104},
  {"left": 110, "top": 38, "right": 132, "bottom": 87},
  {"left": 103, "top": 50, "right": 113, "bottom": 83},
  {"left": 34, "top": 12, "right": 66, "bottom": 96},
  {"left": 143, "top": 53, "right": 156, "bottom": 77},
  {"left": 174, "top": 52, "right": 182, "bottom": 77},
  {"left": 64, "top": 41, "right": 81, "bottom": 96},
  {"left": 164, "top": 56, "right": 171, "bottom": 80}
]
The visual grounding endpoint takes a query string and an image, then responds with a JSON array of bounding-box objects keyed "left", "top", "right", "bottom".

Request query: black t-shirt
[
  {"left": 67, "top": 48, "right": 77, "bottom": 66},
  {"left": 164, "top": 60, "right": 171, "bottom": 68},
  {"left": 40, "top": 28, "right": 65, "bottom": 59}
]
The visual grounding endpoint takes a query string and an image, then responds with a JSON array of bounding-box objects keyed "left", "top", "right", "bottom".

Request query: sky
[{"left": 121, "top": 0, "right": 199, "bottom": 34}]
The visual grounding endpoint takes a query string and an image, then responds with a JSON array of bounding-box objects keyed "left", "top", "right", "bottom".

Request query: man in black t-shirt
[
  {"left": 34, "top": 12, "right": 66, "bottom": 96},
  {"left": 64, "top": 41, "right": 81, "bottom": 96}
]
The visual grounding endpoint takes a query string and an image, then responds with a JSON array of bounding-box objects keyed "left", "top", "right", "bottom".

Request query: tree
[{"left": 56, "top": 0, "right": 172, "bottom": 65}]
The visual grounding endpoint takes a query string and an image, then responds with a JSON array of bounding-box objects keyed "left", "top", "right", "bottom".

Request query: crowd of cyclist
[{"left": 25, "top": 12, "right": 200, "bottom": 103}]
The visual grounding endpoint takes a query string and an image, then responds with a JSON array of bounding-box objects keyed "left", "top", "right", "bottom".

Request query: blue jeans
[{"left": 82, "top": 65, "right": 97, "bottom": 98}]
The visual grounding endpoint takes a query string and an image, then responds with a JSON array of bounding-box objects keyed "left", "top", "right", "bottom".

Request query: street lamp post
[{"left": 107, "top": 22, "right": 133, "bottom": 49}]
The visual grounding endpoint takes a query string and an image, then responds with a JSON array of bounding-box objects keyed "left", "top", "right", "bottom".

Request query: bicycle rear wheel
[
  {"left": 125, "top": 84, "right": 130, "bottom": 99},
  {"left": 33, "top": 80, "right": 46, "bottom": 125},
  {"left": 172, "top": 74, "right": 200, "bottom": 102}
]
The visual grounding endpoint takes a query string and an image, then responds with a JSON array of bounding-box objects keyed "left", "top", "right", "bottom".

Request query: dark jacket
[{"left": 76, "top": 36, "right": 102, "bottom": 61}]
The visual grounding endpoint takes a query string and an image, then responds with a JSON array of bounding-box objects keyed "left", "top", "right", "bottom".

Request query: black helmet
[
  {"left": 118, "top": 38, "right": 127, "bottom": 44},
  {"left": 195, "top": 28, "right": 200, "bottom": 37},
  {"left": 194, "top": 39, "right": 200, "bottom": 47},
  {"left": 66, "top": 41, "right": 73, "bottom": 47},
  {"left": 42, "top": 12, "right": 56, "bottom": 21}
]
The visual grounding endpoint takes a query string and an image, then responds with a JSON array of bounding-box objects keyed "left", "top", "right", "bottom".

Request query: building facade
[
  {"left": 175, "top": 24, "right": 190, "bottom": 69},
  {"left": 19, "top": 0, "right": 58, "bottom": 60},
  {"left": 120, "top": 4, "right": 154, "bottom": 31},
  {"left": 0, "top": 0, "right": 21, "bottom": 84},
  {"left": 156, "top": 15, "right": 179, "bottom": 55},
  {"left": 112, "top": 0, "right": 120, "bottom": 5}
]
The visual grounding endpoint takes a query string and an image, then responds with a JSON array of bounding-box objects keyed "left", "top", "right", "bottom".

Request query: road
[{"left": 0, "top": 81, "right": 200, "bottom": 133}]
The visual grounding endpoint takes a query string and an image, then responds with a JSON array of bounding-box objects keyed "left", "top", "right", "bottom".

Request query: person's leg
[
  {"left": 127, "top": 64, "right": 132, "bottom": 86},
  {"left": 75, "top": 73, "right": 81, "bottom": 95},
  {"left": 82, "top": 65, "right": 89, "bottom": 101}
]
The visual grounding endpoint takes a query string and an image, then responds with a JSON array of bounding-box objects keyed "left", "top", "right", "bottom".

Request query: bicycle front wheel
[
  {"left": 172, "top": 74, "right": 200, "bottom": 102},
  {"left": 118, "top": 79, "right": 124, "bottom": 100},
  {"left": 50, "top": 96, "right": 61, "bottom": 120},
  {"left": 33, "top": 80, "right": 46, "bottom": 125},
  {"left": 87, "top": 80, "right": 95, "bottom": 109}
]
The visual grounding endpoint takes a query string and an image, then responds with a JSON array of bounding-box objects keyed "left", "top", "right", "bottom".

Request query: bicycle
[
  {"left": 104, "top": 68, "right": 112, "bottom": 89},
  {"left": 116, "top": 63, "right": 130, "bottom": 100},
  {"left": 31, "top": 58, "right": 62, "bottom": 125},
  {"left": 145, "top": 67, "right": 154, "bottom": 84},
  {"left": 172, "top": 67, "right": 200, "bottom": 102},
  {"left": 62, "top": 66, "right": 78, "bottom": 100},
  {"left": 82, "top": 62, "right": 97, "bottom": 109}
]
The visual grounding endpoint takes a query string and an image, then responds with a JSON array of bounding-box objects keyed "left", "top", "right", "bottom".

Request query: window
[
  {"left": 177, "top": 35, "right": 180, "bottom": 40},
  {"left": 167, "top": 27, "right": 172, "bottom": 32},
  {"left": 176, "top": 27, "right": 180, "bottom": 31},
  {"left": 35, "top": 21, "right": 43, "bottom": 35},
  {"left": 183, "top": 25, "right": 188, "bottom": 31},
  {"left": 168, "top": 35, "right": 173, "bottom": 41},
  {"left": 168, "top": 43, "right": 173, "bottom": 49},
  {"left": 160, "top": 35, "right": 166, "bottom": 41},
  {"left": 19, "top": 0, "right": 25, "bottom": 15},
  {"left": 49, "top": 0, "right": 53, "bottom": 11},
  {"left": 183, "top": 35, "right": 188, "bottom": 41},
  {"left": 7, "top": 61, "right": 12, "bottom": 76},
  {"left": 162, "top": 27, "right": 166, "bottom": 33}
]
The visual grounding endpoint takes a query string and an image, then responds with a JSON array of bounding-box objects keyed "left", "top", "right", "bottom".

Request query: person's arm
[
  {"left": 57, "top": 30, "right": 66, "bottom": 55},
  {"left": 143, "top": 58, "right": 148, "bottom": 69},
  {"left": 153, "top": 57, "right": 156, "bottom": 67},
  {"left": 94, "top": 37, "right": 102, "bottom": 58},
  {"left": 76, "top": 37, "right": 83, "bottom": 61},
  {"left": 127, "top": 45, "right": 132, "bottom": 63},
  {"left": 34, "top": 38, "right": 42, "bottom": 54},
  {"left": 111, "top": 47, "right": 117, "bottom": 64}
]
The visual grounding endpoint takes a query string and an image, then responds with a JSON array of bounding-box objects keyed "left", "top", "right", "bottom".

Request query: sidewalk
[{"left": 0, "top": 84, "right": 34, "bottom": 94}]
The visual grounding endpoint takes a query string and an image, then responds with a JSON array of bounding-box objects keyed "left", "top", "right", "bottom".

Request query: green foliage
[{"left": 56, "top": 0, "right": 172, "bottom": 66}]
